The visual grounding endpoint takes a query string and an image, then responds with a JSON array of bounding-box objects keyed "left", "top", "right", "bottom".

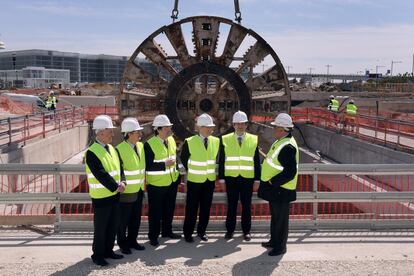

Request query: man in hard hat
[
  {"left": 344, "top": 99, "right": 358, "bottom": 131},
  {"left": 115, "top": 118, "right": 146, "bottom": 254},
  {"left": 218, "top": 111, "right": 261, "bottom": 241},
  {"left": 144, "top": 114, "right": 181, "bottom": 246},
  {"left": 258, "top": 113, "right": 298, "bottom": 256},
  {"left": 46, "top": 90, "right": 58, "bottom": 111},
  {"left": 328, "top": 95, "right": 339, "bottom": 112},
  {"left": 85, "top": 115, "right": 125, "bottom": 266},
  {"left": 181, "top": 113, "right": 220, "bottom": 243}
]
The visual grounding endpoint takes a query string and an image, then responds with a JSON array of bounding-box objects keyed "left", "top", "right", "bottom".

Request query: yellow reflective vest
[
  {"left": 145, "top": 136, "right": 179, "bottom": 186},
  {"left": 222, "top": 132, "right": 257, "bottom": 178},
  {"left": 186, "top": 135, "right": 220, "bottom": 183},
  {"left": 330, "top": 99, "right": 339, "bottom": 112},
  {"left": 261, "top": 136, "right": 299, "bottom": 190},
  {"left": 116, "top": 141, "right": 145, "bottom": 193},
  {"left": 86, "top": 142, "right": 121, "bottom": 199},
  {"left": 346, "top": 103, "right": 357, "bottom": 115}
]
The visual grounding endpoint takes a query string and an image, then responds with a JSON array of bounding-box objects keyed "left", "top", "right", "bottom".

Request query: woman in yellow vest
[
  {"left": 218, "top": 111, "right": 261, "bottom": 241},
  {"left": 85, "top": 115, "right": 125, "bottom": 266},
  {"left": 144, "top": 115, "right": 181, "bottom": 246},
  {"left": 180, "top": 113, "right": 220, "bottom": 243},
  {"left": 258, "top": 113, "right": 299, "bottom": 257},
  {"left": 115, "top": 118, "right": 146, "bottom": 254}
]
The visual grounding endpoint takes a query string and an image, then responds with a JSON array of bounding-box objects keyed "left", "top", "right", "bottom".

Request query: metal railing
[{"left": 0, "top": 163, "right": 413, "bottom": 231}]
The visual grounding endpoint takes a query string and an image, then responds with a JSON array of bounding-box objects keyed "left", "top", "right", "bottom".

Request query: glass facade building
[{"left": 0, "top": 50, "right": 128, "bottom": 83}]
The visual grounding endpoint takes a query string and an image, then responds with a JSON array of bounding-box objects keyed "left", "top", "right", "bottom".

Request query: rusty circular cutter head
[{"left": 120, "top": 16, "right": 290, "bottom": 140}]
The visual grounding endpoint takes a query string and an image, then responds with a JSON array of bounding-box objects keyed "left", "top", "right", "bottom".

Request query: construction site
[{"left": 1, "top": 3, "right": 414, "bottom": 275}]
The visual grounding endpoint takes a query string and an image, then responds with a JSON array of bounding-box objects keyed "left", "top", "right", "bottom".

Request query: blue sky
[{"left": 0, "top": 0, "right": 413, "bottom": 74}]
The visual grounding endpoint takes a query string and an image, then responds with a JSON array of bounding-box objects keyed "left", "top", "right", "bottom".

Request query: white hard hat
[
  {"left": 121, "top": 117, "right": 143, "bottom": 132},
  {"left": 49, "top": 90, "right": 55, "bottom": 95},
  {"left": 93, "top": 115, "right": 116, "bottom": 130},
  {"left": 232, "top": 110, "right": 248, "bottom": 123},
  {"left": 152, "top": 114, "right": 173, "bottom": 128},
  {"left": 349, "top": 99, "right": 354, "bottom": 103},
  {"left": 197, "top": 113, "right": 215, "bottom": 127},
  {"left": 329, "top": 95, "right": 334, "bottom": 99},
  {"left": 271, "top": 113, "right": 294, "bottom": 128}
]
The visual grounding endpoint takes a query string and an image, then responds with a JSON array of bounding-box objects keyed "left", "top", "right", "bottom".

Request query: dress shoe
[
  {"left": 92, "top": 257, "right": 109, "bottom": 267},
  {"left": 149, "top": 239, "right": 159, "bottom": 246},
  {"left": 243, "top": 233, "right": 251, "bottom": 241},
  {"left": 198, "top": 234, "right": 208, "bottom": 241},
  {"left": 185, "top": 236, "right": 194, "bottom": 243},
  {"left": 120, "top": 247, "right": 132, "bottom": 255},
  {"left": 162, "top": 232, "right": 182, "bottom": 239},
  {"left": 105, "top": 252, "right": 124, "bottom": 259},
  {"left": 261, "top": 241, "right": 273, "bottom": 248},
  {"left": 130, "top": 243, "right": 145, "bottom": 251},
  {"left": 268, "top": 248, "right": 287, "bottom": 256},
  {"left": 224, "top": 232, "right": 233, "bottom": 240}
]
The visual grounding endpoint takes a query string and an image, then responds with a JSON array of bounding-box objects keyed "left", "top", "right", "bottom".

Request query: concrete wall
[
  {"left": 297, "top": 124, "right": 414, "bottom": 164},
  {"left": 1, "top": 124, "right": 90, "bottom": 164}
]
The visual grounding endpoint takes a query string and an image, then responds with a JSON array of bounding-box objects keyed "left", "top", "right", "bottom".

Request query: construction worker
[
  {"left": 144, "top": 114, "right": 181, "bottom": 246},
  {"left": 46, "top": 90, "right": 58, "bottom": 110},
  {"left": 85, "top": 115, "right": 125, "bottom": 266},
  {"left": 345, "top": 99, "right": 358, "bottom": 131},
  {"left": 181, "top": 113, "right": 220, "bottom": 243},
  {"left": 328, "top": 95, "right": 339, "bottom": 112},
  {"left": 218, "top": 111, "right": 261, "bottom": 241},
  {"left": 115, "top": 118, "right": 146, "bottom": 254},
  {"left": 258, "top": 113, "right": 299, "bottom": 256}
]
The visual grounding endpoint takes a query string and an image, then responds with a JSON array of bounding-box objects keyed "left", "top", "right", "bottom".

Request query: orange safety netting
[{"left": 0, "top": 96, "right": 34, "bottom": 115}]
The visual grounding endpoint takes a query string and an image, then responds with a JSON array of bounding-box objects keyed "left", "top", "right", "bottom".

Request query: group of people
[
  {"left": 86, "top": 111, "right": 299, "bottom": 266},
  {"left": 328, "top": 95, "right": 358, "bottom": 131}
]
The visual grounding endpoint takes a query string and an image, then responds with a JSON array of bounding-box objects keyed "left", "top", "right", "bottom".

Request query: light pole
[
  {"left": 286, "top": 66, "right": 292, "bottom": 74},
  {"left": 390, "top": 60, "right": 402, "bottom": 76},
  {"left": 308, "top": 67, "right": 314, "bottom": 74},
  {"left": 326, "top": 64, "right": 332, "bottom": 75},
  {"left": 375, "top": 65, "right": 385, "bottom": 74}
]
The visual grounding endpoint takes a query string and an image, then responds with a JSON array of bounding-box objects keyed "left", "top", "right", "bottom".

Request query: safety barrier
[
  {"left": 0, "top": 164, "right": 413, "bottom": 231},
  {"left": 0, "top": 106, "right": 119, "bottom": 148},
  {"left": 249, "top": 108, "right": 414, "bottom": 153}
]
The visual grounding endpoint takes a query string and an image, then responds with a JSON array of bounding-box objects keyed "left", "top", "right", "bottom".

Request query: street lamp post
[
  {"left": 286, "top": 66, "right": 292, "bottom": 74},
  {"left": 390, "top": 60, "right": 402, "bottom": 76},
  {"left": 308, "top": 67, "right": 314, "bottom": 74}
]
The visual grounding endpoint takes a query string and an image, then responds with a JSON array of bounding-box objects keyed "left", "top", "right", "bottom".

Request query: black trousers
[
  {"left": 269, "top": 200, "right": 290, "bottom": 251},
  {"left": 225, "top": 176, "right": 254, "bottom": 234},
  {"left": 92, "top": 202, "right": 119, "bottom": 259},
  {"left": 183, "top": 180, "right": 215, "bottom": 238},
  {"left": 147, "top": 180, "right": 179, "bottom": 241},
  {"left": 117, "top": 190, "right": 144, "bottom": 249}
]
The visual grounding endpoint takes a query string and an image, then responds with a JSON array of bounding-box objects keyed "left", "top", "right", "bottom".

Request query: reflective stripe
[
  {"left": 266, "top": 158, "right": 284, "bottom": 170},
  {"left": 224, "top": 165, "right": 254, "bottom": 171},
  {"left": 188, "top": 168, "right": 216, "bottom": 175},
  {"left": 188, "top": 159, "right": 216, "bottom": 166},
  {"left": 124, "top": 169, "right": 145, "bottom": 175},
  {"left": 87, "top": 170, "right": 119, "bottom": 179},
  {"left": 89, "top": 183, "right": 106, "bottom": 189},
  {"left": 225, "top": 156, "right": 253, "bottom": 162},
  {"left": 271, "top": 142, "right": 290, "bottom": 160},
  {"left": 154, "top": 155, "right": 176, "bottom": 163},
  {"left": 146, "top": 169, "right": 175, "bottom": 175},
  {"left": 126, "top": 179, "right": 145, "bottom": 185}
]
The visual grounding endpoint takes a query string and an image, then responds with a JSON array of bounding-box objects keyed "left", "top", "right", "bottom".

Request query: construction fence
[{"left": 0, "top": 164, "right": 413, "bottom": 231}]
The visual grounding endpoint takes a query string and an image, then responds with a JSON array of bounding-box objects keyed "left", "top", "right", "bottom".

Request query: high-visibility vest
[
  {"left": 222, "top": 132, "right": 257, "bottom": 178},
  {"left": 145, "top": 136, "right": 179, "bottom": 186},
  {"left": 186, "top": 135, "right": 220, "bottom": 183},
  {"left": 46, "top": 96, "right": 57, "bottom": 108},
  {"left": 116, "top": 141, "right": 145, "bottom": 193},
  {"left": 261, "top": 136, "right": 299, "bottom": 190},
  {"left": 86, "top": 142, "right": 120, "bottom": 199},
  {"left": 346, "top": 103, "right": 357, "bottom": 115},
  {"left": 330, "top": 99, "right": 339, "bottom": 112}
]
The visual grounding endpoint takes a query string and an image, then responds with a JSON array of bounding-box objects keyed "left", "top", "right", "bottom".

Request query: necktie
[
  {"left": 204, "top": 137, "right": 208, "bottom": 149},
  {"left": 104, "top": 144, "right": 110, "bottom": 153},
  {"left": 238, "top": 136, "right": 243, "bottom": 146},
  {"left": 133, "top": 145, "right": 140, "bottom": 160}
]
